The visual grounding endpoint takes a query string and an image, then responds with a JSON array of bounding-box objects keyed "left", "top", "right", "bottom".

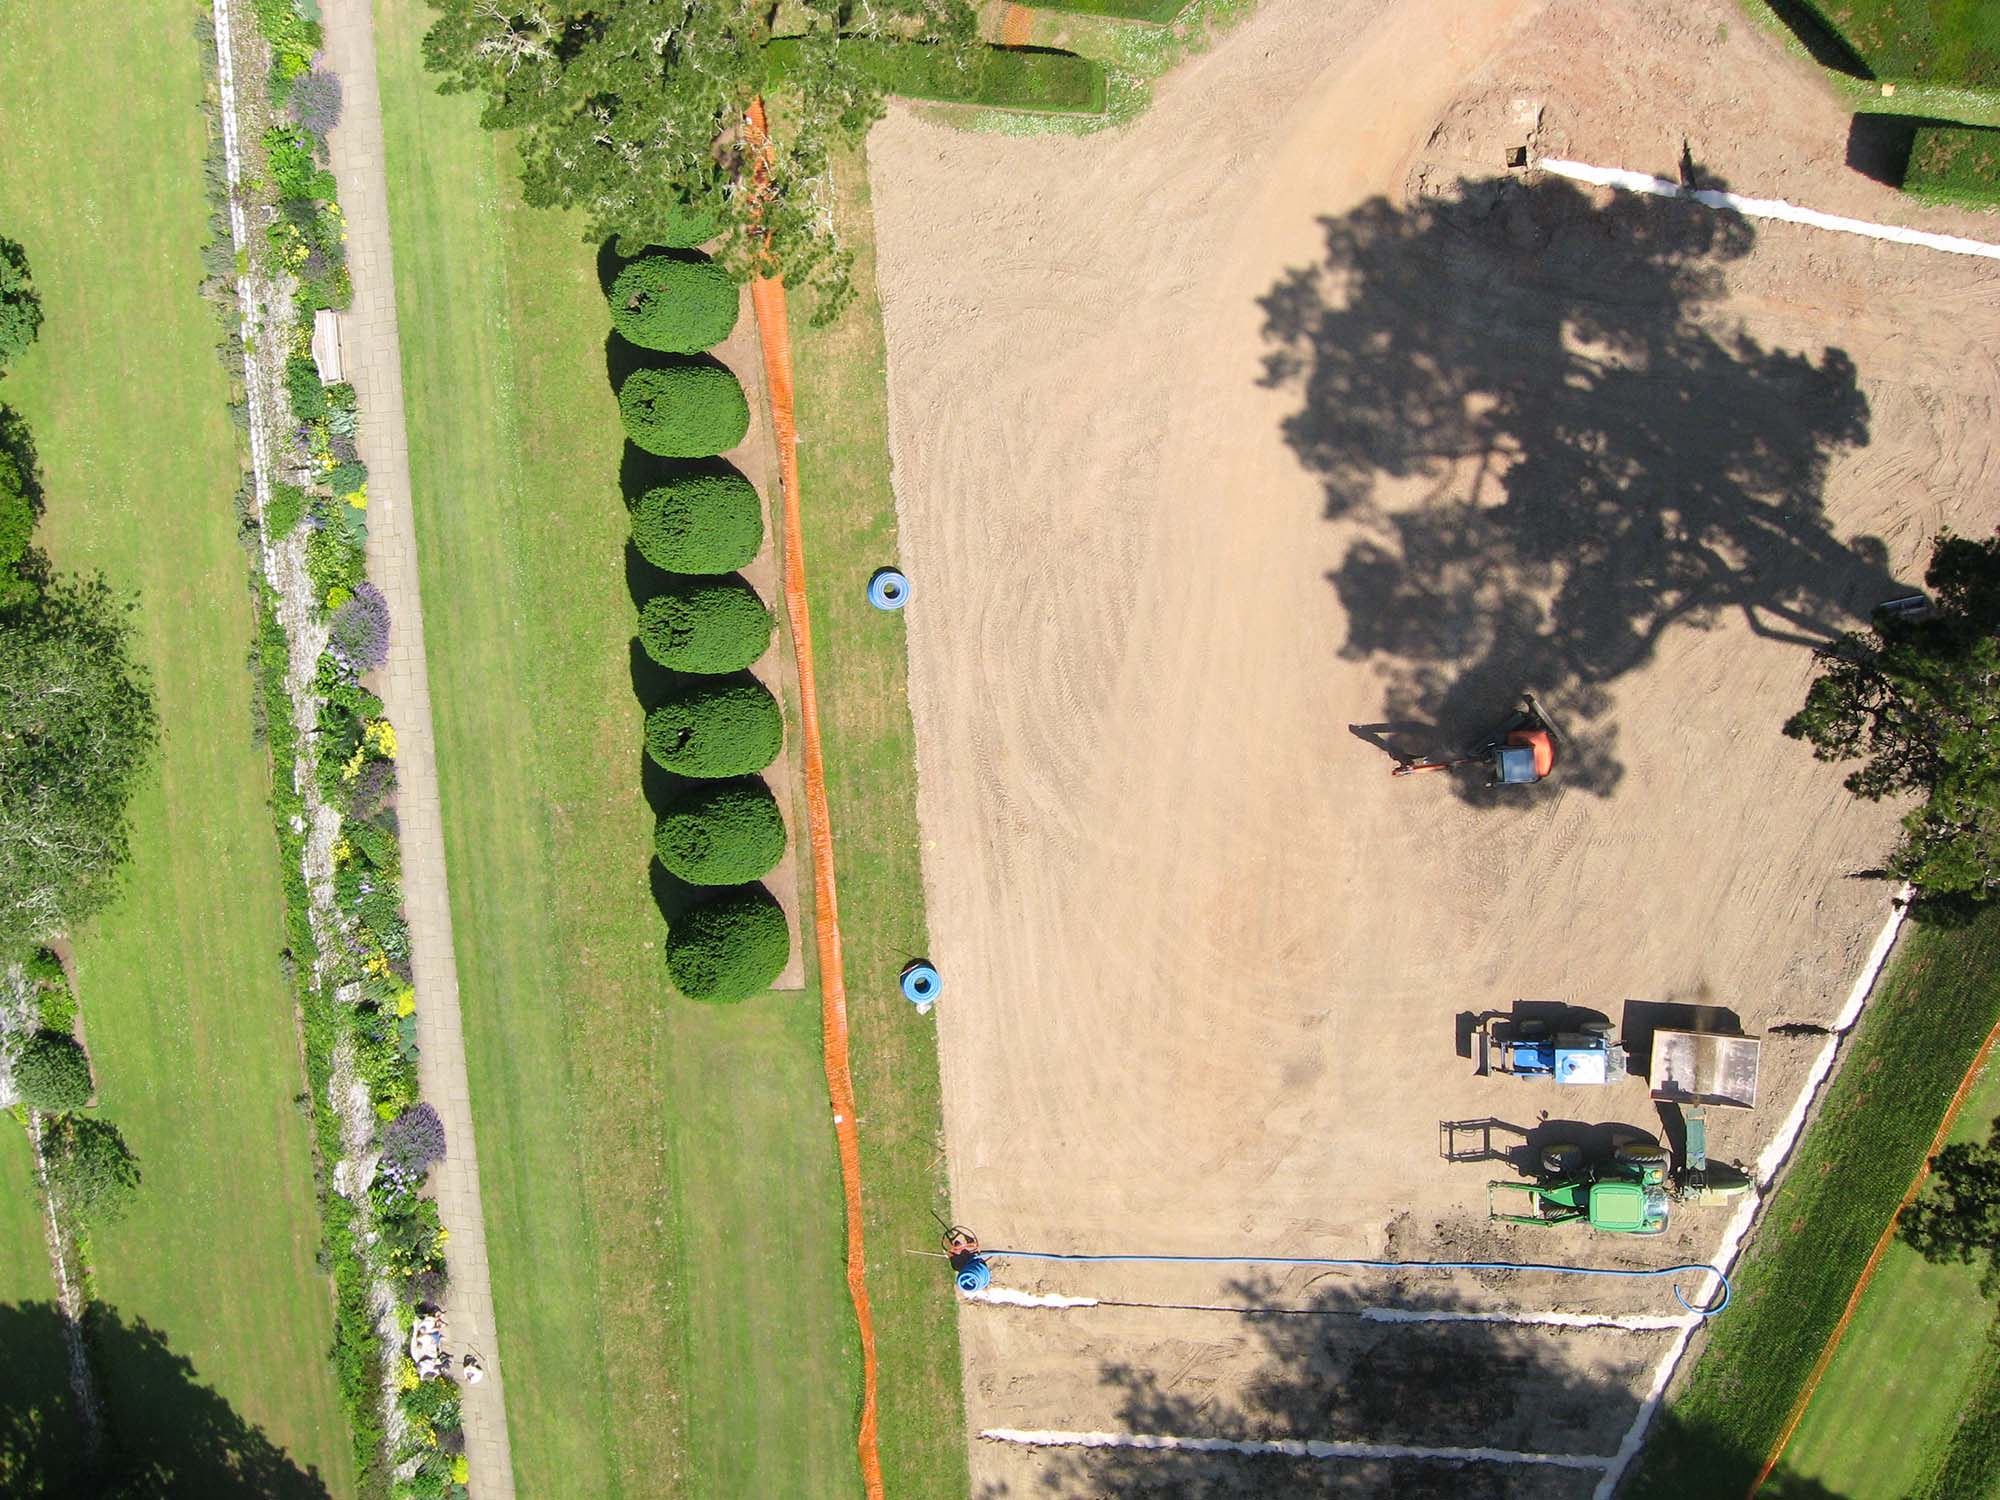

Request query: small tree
[
  {"left": 0, "top": 236, "right": 42, "bottom": 375},
  {"left": 618, "top": 364, "right": 749, "bottom": 458},
  {"left": 42, "top": 1115, "right": 139, "bottom": 1227},
  {"left": 665, "top": 887, "right": 789, "bottom": 1001},
  {"left": 644, "top": 680, "right": 784, "bottom": 778},
  {"left": 632, "top": 472, "right": 764, "bottom": 575},
  {"left": 609, "top": 254, "right": 740, "bottom": 354},
  {"left": 655, "top": 780, "right": 787, "bottom": 885},
  {"left": 1786, "top": 531, "right": 2000, "bottom": 902},
  {"left": 638, "top": 577, "right": 773, "bottom": 674},
  {"left": 11, "top": 1031, "right": 91, "bottom": 1111},
  {"left": 1902, "top": 1116, "right": 2000, "bottom": 1291}
]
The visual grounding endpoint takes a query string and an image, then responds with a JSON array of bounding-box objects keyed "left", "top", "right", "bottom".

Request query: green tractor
[{"left": 1488, "top": 1123, "right": 1750, "bottom": 1236}]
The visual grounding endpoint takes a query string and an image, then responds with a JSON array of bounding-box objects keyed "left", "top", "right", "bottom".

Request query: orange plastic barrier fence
[
  {"left": 1750, "top": 1006, "right": 2000, "bottom": 1497},
  {"left": 745, "top": 98, "right": 887, "bottom": 1500}
]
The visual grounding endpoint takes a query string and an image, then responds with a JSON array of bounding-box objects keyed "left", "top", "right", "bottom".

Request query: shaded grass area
[
  {"left": 0, "top": 1, "right": 351, "bottom": 1488},
  {"left": 0, "top": 1132, "right": 87, "bottom": 1497},
  {"left": 788, "top": 145, "right": 970, "bottom": 1497},
  {"left": 1905, "top": 122, "right": 2000, "bottom": 204},
  {"left": 1629, "top": 903, "right": 2000, "bottom": 1498},
  {"left": 767, "top": 38, "right": 1105, "bottom": 113},
  {"left": 1031, "top": 0, "right": 1191, "bottom": 18},
  {"left": 1782, "top": 1048, "right": 2000, "bottom": 1496},
  {"left": 373, "top": 2, "right": 861, "bottom": 1494},
  {"left": 1794, "top": 0, "right": 2000, "bottom": 86}
]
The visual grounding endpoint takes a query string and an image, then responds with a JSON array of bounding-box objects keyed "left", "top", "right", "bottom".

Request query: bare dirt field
[{"left": 869, "top": 0, "right": 2000, "bottom": 1492}]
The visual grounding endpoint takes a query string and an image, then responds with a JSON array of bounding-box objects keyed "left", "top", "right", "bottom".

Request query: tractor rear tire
[
  {"left": 1617, "top": 1143, "right": 1670, "bottom": 1168},
  {"left": 1541, "top": 1143, "right": 1584, "bottom": 1176}
]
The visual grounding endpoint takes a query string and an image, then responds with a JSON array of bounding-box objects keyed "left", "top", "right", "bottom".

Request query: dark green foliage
[
  {"left": 631, "top": 471, "right": 764, "bottom": 574},
  {"left": 284, "top": 354, "right": 326, "bottom": 421},
  {"left": 644, "top": 680, "right": 784, "bottom": 778},
  {"left": 265, "top": 481, "right": 307, "bottom": 538},
  {"left": 664, "top": 886, "right": 789, "bottom": 1001},
  {"left": 1785, "top": 531, "right": 2000, "bottom": 900},
  {"left": 654, "top": 779, "right": 787, "bottom": 885},
  {"left": 617, "top": 363, "right": 749, "bottom": 458},
  {"left": 0, "top": 449, "right": 31, "bottom": 562},
  {"left": 1628, "top": 904, "right": 2000, "bottom": 1497},
  {"left": 0, "top": 236, "right": 43, "bottom": 375},
  {"left": 1905, "top": 124, "right": 2000, "bottom": 208},
  {"left": 638, "top": 576, "right": 773, "bottom": 673},
  {"left": 262, "top": 125, "right": 335, "bottom": 201},
  {"left": 350, "top": 820, "right": 400, "bottom": 874},
  {"left": 765, "top": 38, "right": 1107, "bottom": 114},
  {"left": 609, "top": 254, "right": 739, "bottom": 353},
  {"left": 10, "top": 1031, "right": 91, "bottom": 1111},
  {"left": 1794, "top": 0, "right": 2000, "bottom": 85},
  {"left": 422, "top": 0, "right": 976, "bottom": 322},
  {"left": 41, "top": 1115, "right": 140, "bottom": 1227},
  {"left": 0, "top": 574, "right": 159, "bottom": 954},
  {"left": 327, "top": 459, "right": 368, "bottom": 496},
  {"left": 305, "top": 523, "right": 366, "bottom": 600},
  {"left": 1903, "top": 1115, "right": 2000, "bottom": 1288}
]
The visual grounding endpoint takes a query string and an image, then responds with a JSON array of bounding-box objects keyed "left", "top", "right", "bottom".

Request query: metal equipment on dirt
[
  {"left": 1390, "top": 695, "right": 1558, "bottom": 785},
  {"left": 1479, "top": 1014, "right": 1627, "bottom": 1085},
  {"left": 1489, "top": 1133, "right": 1751, "bottom": 1235}
]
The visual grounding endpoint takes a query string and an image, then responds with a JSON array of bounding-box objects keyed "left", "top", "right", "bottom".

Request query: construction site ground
[{"left": 868, "top": 0, "right": 2000, "bottom": 1492}]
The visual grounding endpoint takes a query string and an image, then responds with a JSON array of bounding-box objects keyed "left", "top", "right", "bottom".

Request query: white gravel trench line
[{"left": 318, "top": 0, "right": 518, "bottom": 1492}]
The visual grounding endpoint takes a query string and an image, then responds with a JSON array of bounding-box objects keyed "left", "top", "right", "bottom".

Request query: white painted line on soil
[
  {"left": 1540, "top": 160, "right": 2000, "bottom": 262},
  {"left": 965, "top": 1286, "right": 1102, "bottom": 1308},
  {"left": 968, "top": 1286, "right": 1688, "bottom": 1329},
  {"left": 1593, "top": 890, "right": 1912, "bottom": 1500},
  {"left": 982, "top": 1428, "right": 1612, "bottom": 1470}
]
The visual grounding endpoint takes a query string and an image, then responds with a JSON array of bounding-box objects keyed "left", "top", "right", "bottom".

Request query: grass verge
[
  {"left": 373, "top": 2, "right": 865, "bottom": 1494},
  {"left": 0, "top": 1122, "right": 86, "bottom": 1495},
  {"left": 1030, "top": 0, "right": 1191, "bottom": 18},
  {"left": 0, "top": 1, "right": 351, "bottom": 1487},
  {"left": 788, "top": 144, "right": 971, "bottom": 1496},
  {"left": 769, "top": 38, "right": 1106, "bottom": 113},
  {"left": 1792, "top": 0, "right": 2000, "bottom": 87},
  {"left": 1737, "top": 0, "right": 2000, "bottom": 126},
  {"left": 1628, "top": 902, "right": 2000, "bottom": 1498}
]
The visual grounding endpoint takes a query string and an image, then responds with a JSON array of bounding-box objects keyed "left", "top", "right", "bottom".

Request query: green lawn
[
  {"left": 372, "top": 3, "right": 864, "bottom": 1494},
  {"left": 1796, "top": 0, "right": 2000, "bottom": 86},
  {"left": 0, "top": 2, "right": 351, "bottom": 1491},
  {"left": 0, "top": 1125, "right": 90, "bottom": 1498},
  {"left": 1782, "top": 1045, "right": 2000, "bottom": 1496},
  {"left": 1630, "top": 903, "right": 2000, "bottom": 1497}
]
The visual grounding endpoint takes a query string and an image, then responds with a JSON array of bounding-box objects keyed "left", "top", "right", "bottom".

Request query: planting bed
[{"left": 869, "top": 0, "right": 2000, "bottom": 1491}]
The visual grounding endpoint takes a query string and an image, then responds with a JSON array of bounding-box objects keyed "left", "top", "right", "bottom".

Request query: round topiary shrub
[
  {"left": 618, "top": 363, "right": 749, "bottom": 458},
  {"left": 665, "top": 887, "right": 789, "bottom": 1001},
  {"left": 655, "top": 779, "right": 787, "bottom": 885},
  {"left": 12, "top": 1031, "right": 91, "bottom": 1111},
  {"left": 609, "top": 255, "right": 740, "bottom": 354},
  {"left": 632, "top": 472, "right": 764, "bottom": 574},
  {"left": 639, "top": 577, "right": 774, "bottom": 674},
  {"left": 644, "top": 680, "right": 783, "bottom": 778}
]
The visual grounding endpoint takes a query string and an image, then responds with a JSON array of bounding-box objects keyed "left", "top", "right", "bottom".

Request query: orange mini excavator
[{"left": 1390, "top": 695, "right": 1558, "bottom": 787}]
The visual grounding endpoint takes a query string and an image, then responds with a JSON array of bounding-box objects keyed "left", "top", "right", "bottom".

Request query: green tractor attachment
[{"left": 1488, "top": 1136, "right": 1749, "bottom": 1236}]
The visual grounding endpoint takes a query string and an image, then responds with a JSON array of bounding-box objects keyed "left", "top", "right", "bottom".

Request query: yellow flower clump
[
  {"left": 395, "top": 987, "right": 416, "bottom": 1018},
  {"left": 397, "top": 1358, "right": 419, "bottom": 1391},
  {"left": 364, "top": 718, "right": 398, "bottom": 759}
]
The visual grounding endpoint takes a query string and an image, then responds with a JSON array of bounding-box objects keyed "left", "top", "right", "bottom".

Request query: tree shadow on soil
[
  {"left": 1260, "top": 175, "right": 1893, "bottom": 802},
  {"left": 0, "top": 1301, "right": 327, "bottom": 1500},
  {"left": 973, "top": 1276, "right": 1848, "bottom": 1498}
]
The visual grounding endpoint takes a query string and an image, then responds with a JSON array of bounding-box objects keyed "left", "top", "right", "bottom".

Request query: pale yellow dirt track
[{"left": 869, "top": 0, "right": 2000, "bottom": 1493}]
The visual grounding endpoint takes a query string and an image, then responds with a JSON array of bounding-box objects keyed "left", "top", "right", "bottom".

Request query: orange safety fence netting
[
  {"left": 745, "top": 97, "right": 887, "bottom": 1500},
  {"left": 1750, "top": 1006, "right": 2000, "bottom": 1497}
]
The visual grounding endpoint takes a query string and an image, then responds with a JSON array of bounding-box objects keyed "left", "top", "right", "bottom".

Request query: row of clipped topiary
[{"left": 610, "top": 250, "right": 791, "bottom": 1002}]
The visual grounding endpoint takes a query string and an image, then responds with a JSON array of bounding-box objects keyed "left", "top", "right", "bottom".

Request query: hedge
[
  {"left": 639, "top": 577, "right": 774, "bottom": 674},
  {"left": 1904, "top": 124, "right": 2000, "bottom": 208},
  {"left": 655, "top": 780, "right": 787, "bottom": 885},
  {"left": 609, "top": 255, "right": 740, "bottom": 354},
  {"left": 765, "top": 38, "right": 1106, "bottom": 114},
  {"left": 618, "top": 363, "right": 749, "bottom": 458},
  {"left": 632, "top": 471, "right": 764, "bottom": 574},
  {"left": 645, "top": 680, "right": 784, "bottom": 778},
  {"left": 12, "top": 1031, "right": 91, "bottom": 1111},
  {"left": 665, "top": 887, "right": 789, "bottom": 1001}
]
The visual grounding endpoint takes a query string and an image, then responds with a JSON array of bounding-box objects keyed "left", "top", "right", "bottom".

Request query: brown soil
[{"left": 866, "top": 0, "right": 2000, "bottom": 1490}]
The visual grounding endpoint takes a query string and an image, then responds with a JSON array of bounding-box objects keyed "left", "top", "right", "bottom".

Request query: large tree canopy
[
  {"left": 1786, "top": 530, "right": 2000, "bottom": 901},
  {"left": 0, "top": 237, "right": 40, "bottom": 376},
  {"left": 1903, "top": 1114, "right": 2000, "bottom": 1291},
  {"left": 0, "top": 574, "right": 158, "bottom": 954},
  {"left": 422, "top": 0, "right": 974, "bottom": 318}
]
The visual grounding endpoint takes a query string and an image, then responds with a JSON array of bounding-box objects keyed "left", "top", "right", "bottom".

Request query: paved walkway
[{"left": 320, "top": 4, "right": 518, "bottom": 1495}]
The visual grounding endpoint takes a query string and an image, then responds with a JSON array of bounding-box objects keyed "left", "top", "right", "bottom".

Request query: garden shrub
[
  {"left": 306, "top": 524, "right": 366, "bottom": 599},
  {"left": 42, "top": 1115, "right": 138, "bottom": 1226},
  {"left": 632, "top": 471, "right": 763, "bottom": 574},
  {"left": 665, "top": 887, "right": 790, "bottom": 1001},
  {"left": 654, "top": 779, "right": 787, "bottom": 885},
  {"left": 380, "top": 1101, "right": 446, "bottom": 1188},
  {"left": 288, "top": 68, "right": 343, "bottom": 135},
  {"left": 1905, "top": 124, "right": 2000, "bottom": 209},
  {"left": 285, "top": 354, "right": 327, "bottom": 421},
  {"left": 351, "top": 820, "right": 400, "bottom": 873},
  {"left": 266, "top": 481, "right": 308, "bottom": 538},
  {"left": 617, "top": 363, "right": 748, "bottom": 458},
  {"left": 608, "top": 254, "right": 739, "bottom": 353},
  {"left": 638, "top": 576, "right": 773, "bottom": 673},
  {"left": 644, "top": 680, "right": 784, "bottom": 778},
  {"left": 263, "top": 125, "right": 335, "bottom": 201},
  {"left": 11, "top": 1031, "right": 91, "bottom": 1111},
  {"left": 328, "top": 459, "right": 368, "bottom": 496},
  {"left": 330, "top": 580, "right": 391, "bottom": 672}
]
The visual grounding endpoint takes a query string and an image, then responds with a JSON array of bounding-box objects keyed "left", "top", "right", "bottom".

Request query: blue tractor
[{"left": 1479, "top": 1015, "right": 1627, "bottom": 1086}]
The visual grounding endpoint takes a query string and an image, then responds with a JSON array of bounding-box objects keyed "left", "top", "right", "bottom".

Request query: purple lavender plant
[
  {"left": 349, "top": 756, "right": 398, "bottom": 819},
  {"left": 379, "top": 1101, "right": 446, "bottom": 1190},
  {"left": 330, "top": 581, "right": 390, "bottom": 673},
  {"left": 288, "top": 69, "right": 344, "bottom": 137}
]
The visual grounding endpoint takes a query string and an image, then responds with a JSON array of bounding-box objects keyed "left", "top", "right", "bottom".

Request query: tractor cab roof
[{"left": 1588, "top": 1181, "right": 1670, "bottom": 1234}]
